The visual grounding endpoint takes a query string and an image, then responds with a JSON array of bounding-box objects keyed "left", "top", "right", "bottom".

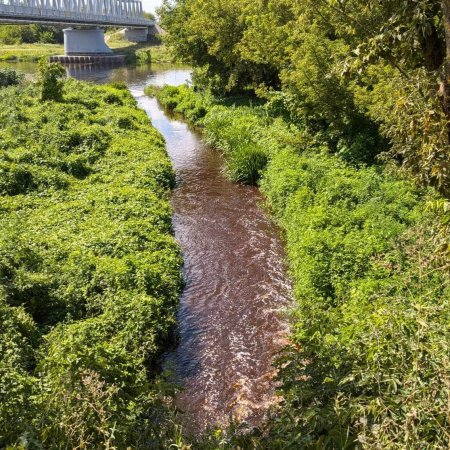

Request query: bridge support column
[
  {"left": 63, "top": 28, "right": 112, "bottom": 55},
  {"left": 124, "top": 27, "right": 148, "bottom": 42}
]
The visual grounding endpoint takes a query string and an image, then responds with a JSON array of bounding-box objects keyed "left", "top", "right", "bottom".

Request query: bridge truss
[{"left": 0, "top": 0, "right": 152, "bottom": 27}]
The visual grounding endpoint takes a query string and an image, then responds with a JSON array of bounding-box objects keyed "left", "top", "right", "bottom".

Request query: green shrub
[
  {"left": 148, "top": 85, "right": 208, "bottom": 122},
  {"left": 225, "top": 143, "right": 268, "bottom": 184},
  {"left": 38, "top": 31, "right": 55, "bottom": 44},
  {"left": 136, "top": 48, "right": 152, "bottom": 63},
  {"left": 258, "top": 148, "right": 450, "bottom": 447},
  {"left": 152, "top": 85, "right": 184, "bottom": 110},
  {"left": 103, "top": 92, "right": 123, "bottom": 105},
  {"left": 0, "top": 296, "right": 38, "bottom": 445},
  {"left": 0, "top": 68, "right": 24, "bottom": 88},
  {"left": 109, "top": 82, "right": 128, "bottom": 90},
  {"left": 38, "top": 58, "right": 65, "bottom": 101}
]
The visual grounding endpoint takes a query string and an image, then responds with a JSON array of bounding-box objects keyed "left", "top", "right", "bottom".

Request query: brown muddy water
[
  {"left": 3, "top": 62, "right": 292, "bottom": 433},
  {"left": 133, "top": 95, "right": 292, "bottom": 433}
]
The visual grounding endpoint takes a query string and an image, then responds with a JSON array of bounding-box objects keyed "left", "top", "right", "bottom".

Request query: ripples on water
[
  {"left": 2, "top": 61, "right": 292, "bottom": 433},
  {"left": 134, "top": 92, "right": 292, "bottom": 433}
]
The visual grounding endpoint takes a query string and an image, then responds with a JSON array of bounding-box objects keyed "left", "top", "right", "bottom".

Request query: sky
[{"left": 142, "top": 0, "right": 162, "bottom": 15}]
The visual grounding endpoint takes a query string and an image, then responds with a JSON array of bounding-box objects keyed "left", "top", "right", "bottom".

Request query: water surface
[{"left": 134, "top": 92, "right": 291, "bottom": 432}]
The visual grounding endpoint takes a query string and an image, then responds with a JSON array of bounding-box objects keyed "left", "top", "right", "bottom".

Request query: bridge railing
[{"left": 0, "top": 0, "right": 152, "bottom": 26}]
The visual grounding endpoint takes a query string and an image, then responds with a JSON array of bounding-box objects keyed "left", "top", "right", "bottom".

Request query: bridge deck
[{"left": 0, "top": 0, "right": 152, "bottom": 27}]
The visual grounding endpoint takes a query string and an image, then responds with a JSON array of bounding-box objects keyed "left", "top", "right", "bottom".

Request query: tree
[
  {"left": 38, "top": 59, "right": 66, "bottom": 102},
  {"left": 161, "top": 0, "right": 450, "bottom": 192}
]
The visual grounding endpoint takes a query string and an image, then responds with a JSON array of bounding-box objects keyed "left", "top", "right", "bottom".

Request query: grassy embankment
[
  {"left": 0, "top": 43, "right": 63, "bottom": 61},
  {"left": 106, "top": 31, "right": 176, "bottom": 64},
  {"left": 0, "top": 77, "right": 183, "bottom": 448},
  {"left": 148, "top": 84, "right": 450, "bottom": 448},
  {"left": 0, "top": 34, "right": 175, "bottom": 63}
]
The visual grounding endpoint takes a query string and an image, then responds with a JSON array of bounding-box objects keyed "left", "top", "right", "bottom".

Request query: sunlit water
[{"left": 3, "top": 61, "right": 292, "bottom": 433}]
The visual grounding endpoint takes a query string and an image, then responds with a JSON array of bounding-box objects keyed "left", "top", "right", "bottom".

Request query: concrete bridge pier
[
  {"left": 63, "top": 27, "right": 112, "bottom": 55},
  {"left": 124, "top": 27, "right": 148, "bottom": 42},
  {"left": 49, "top": 27, "right": 126, "bottom": 63}
]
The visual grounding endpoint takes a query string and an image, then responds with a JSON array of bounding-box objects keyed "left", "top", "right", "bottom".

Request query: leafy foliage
[
  {"left": 159, "top": 0, "right": 450, "bottom": 195},
  {"left": 0, "top": 68, "right": 24, "bottom": 88},
  {"left": 0, "top": 24, "right": 63, "bottom": 45},
  {"left": 0, "top": 78, "right": 183, "bottom": 448},
  {"left": 37, "top": 58, "right": 66, "bottom": 101},
  {"left": 149, "top": 83, "right": 450, "bottom": 448},
  {"left": 259, "top": 149, "right": 450, "bottom": 448}
]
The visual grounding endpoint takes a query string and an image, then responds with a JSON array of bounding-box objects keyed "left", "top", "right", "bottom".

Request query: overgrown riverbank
[
  {"left": 149, "top": 84, "right": 450, "bottom": 448},
  {"left": 0, "top": 72, "right": 183, "bottom": 448}
]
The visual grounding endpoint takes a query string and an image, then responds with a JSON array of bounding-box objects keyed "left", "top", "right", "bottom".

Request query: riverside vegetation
[
  {"left": 0, "top": 63, "right": 184, "bottom": 448},
  {"left": 146, "top": 0, "right": 450, "bottom": 447},
  {"left": 3, "top": 0, "right": 450, "bottom": 447},
  {"left": 0, "top": 41, "right": 171, "bottom": 64},
  {"left": 150, "top": 83, "right": 450, "bottom": 449}
]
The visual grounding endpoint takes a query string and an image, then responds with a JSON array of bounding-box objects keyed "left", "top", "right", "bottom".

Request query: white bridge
[
  {"left": 0, "top": 0, "right": 152, "bottom": 26},
  {"left": 0, "top": 0, "right": 153, "bottom": 56}
]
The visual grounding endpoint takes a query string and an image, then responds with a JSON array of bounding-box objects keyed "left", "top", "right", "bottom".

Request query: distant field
[
  {"left": 0, "top": 38, "right": 175, "bottom": 64},
  {"left": 0, "top": 43, "right": 63, "bottom": 61}
]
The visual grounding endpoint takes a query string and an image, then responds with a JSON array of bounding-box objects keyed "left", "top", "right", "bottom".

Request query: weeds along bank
[
  {"left": 0, "top": 71, "right": 184, "bottom": 448},
  {"left": 150, "top": 84, "right": 450, "bottom": 448}
]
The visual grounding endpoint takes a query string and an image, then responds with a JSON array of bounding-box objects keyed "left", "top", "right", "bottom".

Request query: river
[{"left": 3, "top": 61, "right": 292, "bottom": 434}]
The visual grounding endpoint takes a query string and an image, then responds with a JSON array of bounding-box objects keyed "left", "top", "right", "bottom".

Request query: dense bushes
[
  {"left": 0, "top": 68, "right": 24, "bottom": 88},
  {"left": 260, "top": 151, "right": 450, "bottom": 447},
  {"left": 0, "top": 24, "right": 63, "bottom": 45},
  {"left": 150, "top": 84, "right": 450, "bottom": 448},
  {"left": 37, "top": 58, "right": 66, "bottom": 101},
  {"left": 160, "top": 0, "right": 450, "bottom": 197},
  {"left": 0, "top": 78, "right": 183, "bottom": 447}
]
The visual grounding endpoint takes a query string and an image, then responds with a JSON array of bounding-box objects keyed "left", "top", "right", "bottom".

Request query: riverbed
[{"left": 3, "top": 61, "right": 292, "bottom": 433}]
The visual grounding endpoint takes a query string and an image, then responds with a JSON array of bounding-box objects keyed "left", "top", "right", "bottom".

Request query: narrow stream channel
[
  {"left": 3, "top": 62, "right": 292, "bottom": 433},
  {"left": 133, "top": 91, "right": 291, "bottom": 433}
]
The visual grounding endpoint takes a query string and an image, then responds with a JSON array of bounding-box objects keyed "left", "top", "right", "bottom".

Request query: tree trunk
[
  {"left": 441, "top": 0, "right": 450, "bottom": 123},
  {"left": 421, "top": 23, "right": 444, "bottom": 71}
]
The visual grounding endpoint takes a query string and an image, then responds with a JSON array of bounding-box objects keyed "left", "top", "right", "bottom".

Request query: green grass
[
  {"left": 0, "top": 78, "right": 184, "bottom": 448},
  {"left": 0, "top": 39, "right": 177, "bottom": 64},
  {"left": 0, "top": 43, "right": 63, "bottom": 61},
  {"left": 115, "top": 44, "right": 178, "bottom": 64},
  {"left": 105, "top": 31, "right": 178, "bottom": 64},
  {"left": 146, "top": 85, "right": 268, "bottom": 184}
]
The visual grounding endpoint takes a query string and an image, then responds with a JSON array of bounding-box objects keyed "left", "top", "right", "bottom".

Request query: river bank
[
  {"left": 150, "top": 84, "right": 450, "bottom": 448},
  {"left": 0, "top": 42, "right": 174, "bottom": 64},
  {"left": 0, "top": 63, "right": 294, "bottom": 448},
  {"left": 0, "top": 72, "right": 184, "bottom": 448}
]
